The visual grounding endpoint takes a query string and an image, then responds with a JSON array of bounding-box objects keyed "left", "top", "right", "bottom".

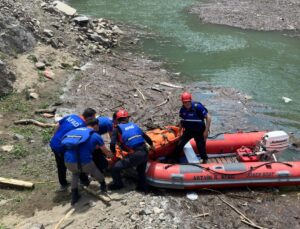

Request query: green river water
[{"left": 69, "top": 0, "right": 300, "bottom": 133}]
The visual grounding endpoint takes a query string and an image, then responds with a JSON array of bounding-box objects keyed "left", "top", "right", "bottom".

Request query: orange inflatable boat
[{"left": 143, "top": 126, "right": 300, "bottom": 189}]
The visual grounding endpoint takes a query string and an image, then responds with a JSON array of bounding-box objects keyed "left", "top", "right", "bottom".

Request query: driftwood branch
[
  {"left": 192, "top": 213, "right": 210, "bottom": 218},
  {"left": 154, "top": 97, "right": 169, "bottom": 108},
  {"left": 14, "top": 119, "right": 56, "bottom": 128},
  {"left": 219, "top": 197, "right": 266, "bottom": 229},
  {"left": 150, "top": 86, "right": 163, "bottom": 92},
  {"left": 135, "top": 87, "right": 146, "bottom": 101},
  {"left": 53, "top": 208, "right": 75, "bottom": 229},
  {"left": 0, "top": 177, "right": 34, "bottom": 189},
  {"left": 202, "top": 188, "right": 266, "bottom": 229},
  {"left": 241, "top": 219, "right": 266, "bottom": 229},
  {"left": 159, "top": 82, "right": 183, "bottom": 89},
  {"left": 34, "top": 108, "right": 57, "bottom": 114},
  {"left": 82, "top": 186, "right": 111, "bottom": 206}
]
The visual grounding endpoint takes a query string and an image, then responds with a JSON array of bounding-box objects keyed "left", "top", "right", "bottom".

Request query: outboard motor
[
  {"left": 237, "top": 131, "right": 289, "bottom": 162},
  {"left": 256, "top": 131, "right": 289, "bottom": 161}
]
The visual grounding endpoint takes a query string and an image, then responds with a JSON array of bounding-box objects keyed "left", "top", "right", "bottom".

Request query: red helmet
[
  {"left": 181, "top": 92, "right": 192, "bottom": 102},
  {"left": 116, "top": 109, "right": 129, "bottom": 120}
]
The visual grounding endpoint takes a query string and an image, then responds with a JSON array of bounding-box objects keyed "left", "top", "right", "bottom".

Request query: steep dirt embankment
[{"left": 190, "top": 0, "right": 300, "bottom": 32}]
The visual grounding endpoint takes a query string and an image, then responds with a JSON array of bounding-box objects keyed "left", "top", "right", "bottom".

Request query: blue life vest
[
  {"left": 50, "top": 114, "right": 86, "bottom": 153},
  {"left": 118, "top": 122, "right": 145, "bottom": 148},
  {"left": 61, "top": 127, "right": 94, "bottom": 150},
  {"left": 180, "top": 102, "right": 208, "bottom": 131}
]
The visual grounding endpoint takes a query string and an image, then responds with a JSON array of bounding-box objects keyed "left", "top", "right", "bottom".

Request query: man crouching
[{"left": 62, "top": 118, "right": 113, "bottom": 205}]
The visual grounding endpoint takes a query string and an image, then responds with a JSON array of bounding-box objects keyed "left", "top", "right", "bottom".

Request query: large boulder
[
  {"left": 0, "top": 16, "right": 36, "bottom": 55},
  {"left": 0, "top": 60, "right": 16, "bottom": 97}
]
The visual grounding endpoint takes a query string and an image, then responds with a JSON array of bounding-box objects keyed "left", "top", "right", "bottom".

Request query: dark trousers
[
  {"left": 53, "top": 151, "right": 89, "bottom": 186},
  {"left": 79, "top": 149, "right": 109, "bottom": 182},
  {"left": 54, "top": 152, "right": 68, "bottom": 186},
  {"left": 111, "top": 146, "right": 148, "bottom": 188},
  {"left": 173, "top": 128, "right": 208, "bottom": 161},
  {"left": 93, "top": 148, "right": 108, "bottom": 172}
]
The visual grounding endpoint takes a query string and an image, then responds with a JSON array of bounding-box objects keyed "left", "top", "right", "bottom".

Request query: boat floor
[{"left": 207, "top": 156, "right": 239, "bottom": 164}]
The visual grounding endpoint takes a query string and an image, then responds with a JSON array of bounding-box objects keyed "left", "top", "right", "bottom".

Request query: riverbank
[
  {"left": 0, "top": 0, "right": 300, "bottom": 228},
  {"left": 189, "top": 0, "right": 300, "bottom": 33}
]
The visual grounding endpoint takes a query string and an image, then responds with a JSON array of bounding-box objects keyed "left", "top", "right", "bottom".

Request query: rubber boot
[
  {"left": 100, "top": 181, "right": 107, "bottom": 193},
  {"left": 71, "top": 188, "right": 81, "bottom": 205}
]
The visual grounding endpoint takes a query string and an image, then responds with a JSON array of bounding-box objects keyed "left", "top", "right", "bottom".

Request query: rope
[{"left": 164, "top": 161, "right": 293, "bottom": 176}]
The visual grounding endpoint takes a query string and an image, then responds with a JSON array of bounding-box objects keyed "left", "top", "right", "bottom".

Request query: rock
[
  {"left": 121, "top": 200, "right": 127, "bottom": 206},
  {"left": 89, "top": 33, "right": 111, "bottom": 47},
  {"left": 1, "top": 145, "right": 14, "bottom": 152},
  {"left": 27, "top": 54, "right": 38, "bottom": 63},
  {"left": 139, "top": 209, "right": 152, "bottom": 215},
  {"left": 159, "top": 213, "right": 166, "bottom": 221},
  {"left": 73, "top": 66, "right": 81, "bottom": 71},
  {"left": 0, "top": 61, "right": 16, "bottom": 96},
  {"left": 0, "top": 16, "right": 36, "bottom": 55},
  {"left": 139, "top": 201, "right": 146, "bottom": 207},
  {"left": 29, "top": 92, "right": 39, "bottom": 99},
  {"left": 112, "top": 25, "right": 124, "bottom": 34},
  {"left": 130, "top": 213, "right": 139, "bottom": 222},
  {"left": 50, "top": 38, "right": 60, "bottom": 49},
  {"left": 43, "top": 69, "right": 54, "bottom": 80},
  {"left": 28, "top": 223, "right": 45, "bottom": 229},
  {"left": 73, "top": 16, "right": 89, "bottom": 25},
  {"left": 13, "top": 134, "right": 25, "bottom": 141},
  {"left": 153, "top": 207, "right": 164, "bottom": 214},
  {"left": 35, "top": 62, "right": 46, "bottom": 70},
  {"left": 53, "top": 1, "right": 77, "bottom": 16},
  {"left": 43, "top": 29, "right": 54, "bottom": 37}
]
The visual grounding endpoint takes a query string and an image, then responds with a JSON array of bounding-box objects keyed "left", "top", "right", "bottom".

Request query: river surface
[{"left": 68, "top": 0, "right": 300, "bottom": 134}]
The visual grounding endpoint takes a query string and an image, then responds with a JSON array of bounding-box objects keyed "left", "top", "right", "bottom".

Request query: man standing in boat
[{"left": 173, "top": 92, "right": 211, "bottom": 164}]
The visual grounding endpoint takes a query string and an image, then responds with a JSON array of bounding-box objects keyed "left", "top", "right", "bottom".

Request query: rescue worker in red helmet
[
  {"left": 109, "top": 109, "right": 154, "bottom": 192},
  {"left": 173, "top": 92, "right": 211, "bottom": 164}
]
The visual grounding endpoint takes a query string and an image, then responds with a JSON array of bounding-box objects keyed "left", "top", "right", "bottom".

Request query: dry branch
[
  {"left": 53, "top": 208, "right": 75, "bottom": 229},
  {"left": 82, "top": 186, "right": 111, "bottom": 206},
  {"left": 34, "top": 108, "right": 57, "bottom": 114},
  {"left": 193, "top": 213, "right": 210, "bottom": 218},
  {"left": 0, "top": 177, "right": 34, "bottom": 189},
  {"left": 135, "top": 87, "right": 146, "bottom": 101},
  {"left": 159, "top": 82, "right": 183, "bottom": 89},
  {"left": 219, "top": 197, "right": 266, "bottom": 229},
  {"left": 14, "top": 119, "right": 56, "bottom": 128},
  {"left": 154, "top": 97, "right": 169, "bottom": 108}
]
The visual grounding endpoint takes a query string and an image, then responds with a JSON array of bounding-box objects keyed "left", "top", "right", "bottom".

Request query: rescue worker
[
  {"left": 109, "top": 109, "right": 154, "bottom": 192},
  {"left": 79, "top": 115, "right": 115, "bottom": 183},
  {"left": 92, "top": 116, "right": 114, "bottom": 172},
  {"left": 173, "top": 92, "right": 211, "bottom": 164},
  {"left": 63, "top": 118, "right": 113, "bottom": 205},
  {"left": 49, "top": 108, "right": 96, "bottom": 191}
]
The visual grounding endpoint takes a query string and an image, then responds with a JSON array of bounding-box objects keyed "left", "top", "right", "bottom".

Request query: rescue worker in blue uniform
[
  {"left": 109, "top": 109, "right": 154, "bottom": 192},
  {"left": 92, "top": 116, "right": 114, "bottom": 172},
  {"left": 50, "top": 108, "right": 96, "bottom": 191},
  {"left": 173, "top": 92, "right": 211, "bottom": 164},
  {"left": 63, "top": 118, "right": 113, "bottom": 205}
]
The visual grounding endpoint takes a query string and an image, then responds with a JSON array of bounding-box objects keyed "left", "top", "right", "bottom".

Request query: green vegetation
[
  {"left": 0, "top": 224, "right": 7, "bottom": 229},
  {"left": 74, "top": 73, "right": 82, "bottom": 81},
  {"left": 11, "top": 144, "right": 29, "bottom": 159},
  {"left": 0, "top": 51, "right": 7, "bottom": 60},
  {"left": 22, "top": 163, "right": 40, "bottom": 177},
  {"left": 0, "top": 93, "right": 30, "bottom": 113},
  {"left": 41, "top": 128, "right": 53, "bottom": 143},
  {"left": 11, "top": 126, "right": 35, "bottom": 139}
]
